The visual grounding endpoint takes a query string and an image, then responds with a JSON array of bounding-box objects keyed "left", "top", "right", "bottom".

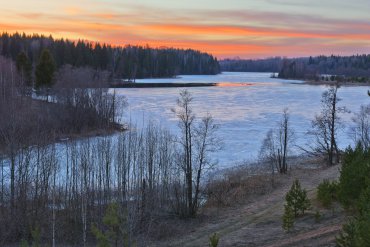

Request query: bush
[
  {"left": 209, "top": 233, "right": 220, "bottom": 247},
  {"left": 317, "top": 179, "right": 338, "bottom": 208},
  {"left": 285, "top": 179, "right": 311, "bottom": 217}
]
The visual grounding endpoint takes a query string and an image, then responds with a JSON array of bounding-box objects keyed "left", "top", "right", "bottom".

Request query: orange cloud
[
  {"left": 139, "top": 23, "right": 370, "bottom": 41},
  {"left": 64, "top": 7, "right": 83, "bottom": 15},
  {"left": 2, "top": 6, "right": 370, "bottom": 59}
]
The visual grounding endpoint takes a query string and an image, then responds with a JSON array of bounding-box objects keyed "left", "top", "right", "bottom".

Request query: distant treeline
[
  {"left": 0, "top": 32, "right": 220, "bottom": 80},
  {"left": 220, "top": 55, "right": 370, "bottom": 82},
  {"left": 220, "top": 57, "right": 282, "bottom": 72},
  {"left": 278, "top": 55, "right": 370, "bottom": 81}
]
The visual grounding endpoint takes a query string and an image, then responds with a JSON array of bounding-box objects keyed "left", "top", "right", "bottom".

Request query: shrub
[
  {"left": 285, "top": 179, "right": 311, "bottom": 217},
  {"left": 209, "top": 233, "right": 220, "bottom": 247},
  {"left": 317, "top": 179, "right": 338, "bottom": 208}
]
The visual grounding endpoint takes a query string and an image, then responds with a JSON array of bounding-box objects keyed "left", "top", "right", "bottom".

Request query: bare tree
[
  {"left": 308, "top": 85, "right": 345, "bottom": 166},
  {"left": 351, "top": 105, "right": 370, "bottom": 149},
  {"left": 172, "top": 90, "right": 195, "bottom": 216},
  {"left": 172, "top": 90, "right": 220, "bottom": 217},
  {"left": 260, "top": 129, "right": 278, "bottom": 178},
  {"left": 192, "top": 114, "right": 221, "bottom": 214},
  {"left": 277, "top": 109, "right": 291, "bottom": 173},
  {"left": 259, "top": 108, "right": 293, "bottom": 174}
]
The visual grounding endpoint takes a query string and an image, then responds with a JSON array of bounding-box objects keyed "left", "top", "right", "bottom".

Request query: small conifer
[
  {"left": 209, "top": 233, "right": 220, "bottom": 247},
  {"left": 282, "top": 205, "right": 294, "bottom": 232},
  {"left": 285, "top": 179, "right": 310, "bottom": 217}
]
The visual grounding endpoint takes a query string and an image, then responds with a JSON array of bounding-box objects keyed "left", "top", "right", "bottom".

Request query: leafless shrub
[
  {"left": 351, "top": 104, "right": 370, "bottom": 149},
  {"left": 205, "top": 164, "right": 278, "bottom": 207},
  {"left": 259, "top": 109, "right": 294, "bottom": 174}
]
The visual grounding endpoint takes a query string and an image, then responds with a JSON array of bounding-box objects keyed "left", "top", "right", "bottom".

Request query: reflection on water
[
  {"left": 217, "top": 82, "right": 253, "bottom": 87},
  {"left": 114, "top": 72, "right": 370, "bottom": 168}
]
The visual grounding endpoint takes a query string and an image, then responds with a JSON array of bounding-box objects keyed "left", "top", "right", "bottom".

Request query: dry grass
[
  {"left": 205, "top": 165, "right": 278, "bottom": 207},
  {"left": 149, "top": 157, "right": 345, "bottom": 247}
]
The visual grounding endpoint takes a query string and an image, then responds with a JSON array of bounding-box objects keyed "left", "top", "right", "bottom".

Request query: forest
[
  {"left": 221, "top": 55, "right": 370, "bottom": 82},
  {"left": 219, "top": 57, "right": 282, "bottom": 73},
  {"left": 0, "top": 32, "right": 220, "bottom": 82},
  {"left": 278, "top": 55, "right": 370, "bottom": 81}
]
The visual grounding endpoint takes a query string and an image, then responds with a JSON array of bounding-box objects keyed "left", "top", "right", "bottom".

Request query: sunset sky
[{"left": 1, "top": 0, "right": 370, "bottom": 58}]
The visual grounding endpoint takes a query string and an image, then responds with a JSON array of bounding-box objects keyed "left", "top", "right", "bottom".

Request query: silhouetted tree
[
  {"left": 16, "top": 51, "right": 32, "bottom": 87},
  {"left": 35, "top": 49, "right": 55, "bottom": 91}
]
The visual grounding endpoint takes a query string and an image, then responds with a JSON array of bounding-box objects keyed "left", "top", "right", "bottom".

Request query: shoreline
[
  {"left": 56, "top": 122, "right": 126, "bottom": 143},
  {"left": 302, "top": 80, "right": 370, "bottom": 87},
  {"left": 0, "top": 123, "right": 126, "bottom": 159},
  {"left": 110, "top": 82, "right": 218, "bottom": 88}
]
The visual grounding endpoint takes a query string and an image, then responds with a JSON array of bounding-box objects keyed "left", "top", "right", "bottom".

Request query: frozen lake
[{"left": 114, "top": 72, "right": 370, "bottom": 168}]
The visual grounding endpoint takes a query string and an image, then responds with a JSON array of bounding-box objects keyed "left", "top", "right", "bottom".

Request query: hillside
[{"left": 151, "top": 160, "right": 344, "bottom": 247}]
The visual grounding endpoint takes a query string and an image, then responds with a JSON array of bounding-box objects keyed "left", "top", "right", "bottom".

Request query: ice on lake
[{"left": 113, "top": 72, "right": 370, "bottom": 168}]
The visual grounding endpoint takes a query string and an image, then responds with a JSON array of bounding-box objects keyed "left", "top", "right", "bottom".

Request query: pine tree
[
  {"left": 282, "top": 205, "right": 294, "bottom": 231},
  {"left": 209, "top": 233, "right": 220, "bottom": 247},
  {"left": 35, "top": 49, "right": 55, "bottom": 90},
  {"left": 337, "top": 186, "right": 370, "bottom": 246},
  {"left": 285, "top": 179, "right": 310, "bottom": 217},
  {"left": 92, "top": 203, "right": 130, "bottom": 247},
  {"left": 336, "top": 220, "right": 357, "bottom": 247},
  {"left": 91, "top": 225, "right": 110, "bottom": 247}
]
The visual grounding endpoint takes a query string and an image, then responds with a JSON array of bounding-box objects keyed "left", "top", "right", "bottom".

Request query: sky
[{"left": 1, "top": 0, "right": 370, "bottom": 59}]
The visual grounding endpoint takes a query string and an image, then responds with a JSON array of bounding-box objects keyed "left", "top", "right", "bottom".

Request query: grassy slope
[{"left": 152, "top": 162, "right": 345, "bottom": 247}]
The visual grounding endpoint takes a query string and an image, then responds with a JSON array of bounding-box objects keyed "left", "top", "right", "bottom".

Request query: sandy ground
[{"left": 151, "top": 162, "right": 345, "bottom": 247}]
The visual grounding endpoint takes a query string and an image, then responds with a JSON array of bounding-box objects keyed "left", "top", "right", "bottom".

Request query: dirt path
[{"left": 153, "top": 164, "right": 343, "bottom": 247}]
